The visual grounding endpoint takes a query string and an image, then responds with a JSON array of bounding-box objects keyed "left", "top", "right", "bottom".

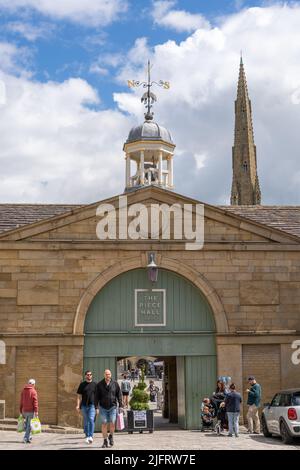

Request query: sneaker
[
  {"left": 228, "top": 433, "right": 233, "bottom": 437},
  {"left": 235, "top": 434, "right": 239, "bottom": 438},
  {"left": 101, "top": 439, "right": 108, "bottom": 448},
  {"left": 253, "top": 431, "right": 260, "bottom": 434},
  {"left": 88, "top": 437, "right": 93, "bottom": 443},
  {"left": 108, "top": 434, "right": 114, "bottom": 446},
  {"left": 85, "top": 437, "right": 90, "bottom": 444},
  {"left": 247, "top": 430, "right": 253, "bottom": 434}
]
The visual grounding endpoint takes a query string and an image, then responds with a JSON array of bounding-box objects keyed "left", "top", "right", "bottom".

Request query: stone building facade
[
  {"left": 0, "top": 60, "right": 299, "bottom": 429},
  {"left": 0, "top": 188, "right": 300, "bottom": 427}
]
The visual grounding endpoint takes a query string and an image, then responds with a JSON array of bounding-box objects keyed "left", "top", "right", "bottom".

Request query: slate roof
[
  {"left": 0, "top": 202, "right": 299, "bottom": 241},
  {"left": 0, "top": 204, "right": 81, "bottom": 234},
  {"left": 219, "top": 206, "right": 300, "bottom": 239}
]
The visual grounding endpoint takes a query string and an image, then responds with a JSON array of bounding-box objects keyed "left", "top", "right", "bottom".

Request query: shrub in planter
[{"left": 129, "top": 368, "right": 149, "bottom": 411}]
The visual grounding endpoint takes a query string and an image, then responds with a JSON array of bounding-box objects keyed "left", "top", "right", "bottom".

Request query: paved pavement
[{"left": 1, "top": 428, "right": 299, "bottom": 450}]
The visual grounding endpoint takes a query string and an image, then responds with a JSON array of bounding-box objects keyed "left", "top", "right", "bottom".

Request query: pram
[
  {"left": 211, "top": 393, "right": 228, "bottom": 435},
  {"left": 200, "top": 399, "right": 216, "bottom": 432}
]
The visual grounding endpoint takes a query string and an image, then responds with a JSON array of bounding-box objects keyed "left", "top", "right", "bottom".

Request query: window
[
  {"left": 271, "top": 394, "right": 281, "bottom": 407},
  {"left": 279, "top": 394, "right": 291, "bottom": 407},
  {"left": 291, "top": 392, "right": 300, "bottom": 406}
]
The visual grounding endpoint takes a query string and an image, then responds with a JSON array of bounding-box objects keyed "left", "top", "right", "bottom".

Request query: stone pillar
[
  {"left": 168, "top": 357, "right": 178, "bottom": 423},
  {"left": 158, "top": 151, "right": 163, "bottom": 185},
  {"left": 140, "top": 150, "right": 145, "bottom": 185},
  {"left": 280, "top": 343, "right": 300, "bottom": 389},
  {"left": 167, "top": 155, "right": 173, "bottom": 188},
  {"left": 126, "top": 153, "right": 131, "bottom": 188},
  {"left": 0, "top": 346, "right": 16, "bottom": 418},
  {"left": 163, "top": 361, "right": 169, "bottom": 419},
  {"left": 58, "top": 345, "right": 84, "bottom": 428},
  {"left": 217, "top": 343, "right": 243, "bottom": 421}
]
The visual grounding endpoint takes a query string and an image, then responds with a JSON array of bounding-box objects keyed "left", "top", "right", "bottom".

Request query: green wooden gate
[{"left": 83, "top": 268, "right": 217, "bottom": 429}]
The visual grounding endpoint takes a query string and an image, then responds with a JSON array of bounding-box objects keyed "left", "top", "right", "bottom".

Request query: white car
[{"left": 262, "top": 389, "right": 300, "bottom": 444}]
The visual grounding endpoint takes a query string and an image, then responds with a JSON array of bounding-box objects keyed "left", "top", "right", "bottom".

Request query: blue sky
[
  {"left": 0, "top": 0, "right": 265, "bottom": 109},
  {"left": 1, "top": 0, "right": 300, "bottom": 205}
]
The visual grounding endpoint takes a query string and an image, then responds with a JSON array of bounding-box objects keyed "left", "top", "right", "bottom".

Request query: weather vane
[{"left": 128, "top": 60, "right": 170, "bottom": 121}]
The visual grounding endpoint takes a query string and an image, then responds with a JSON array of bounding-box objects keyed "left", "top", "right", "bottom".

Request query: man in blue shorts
[{"left": 96, "top": 369, "right": 123, "bottom": 448}]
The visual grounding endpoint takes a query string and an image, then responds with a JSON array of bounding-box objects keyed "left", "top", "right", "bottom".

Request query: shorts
[
  {"left": 122, "top": 392, "right": 129, "bottom": 396},
  {"left": 100, "top": 406, "right": 117, "bottom": 424}
]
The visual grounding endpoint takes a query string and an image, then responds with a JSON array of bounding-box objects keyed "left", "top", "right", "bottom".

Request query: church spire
[{"left": 231, "top": 57, "right": 261, "bottom": 205}]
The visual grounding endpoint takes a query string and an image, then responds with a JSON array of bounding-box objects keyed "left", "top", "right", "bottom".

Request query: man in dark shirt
[
  {"left": 246, "top": 375, "right": 262, "bottom": 434},
  {"left": 96, "top": 369, "right": 123, "bottom": 448},
  {"left": 225, "top": 383, "right": 242, "bottom": 437},
  {"left": 76, "top": 370, "right": 98, "bottom": 444}
]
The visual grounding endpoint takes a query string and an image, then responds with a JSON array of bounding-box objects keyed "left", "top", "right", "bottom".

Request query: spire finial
[
  {"left": 127, "top": 60, "right": 170, "bottom": 121},
  {"left": 240, "top": 50, "right": 243, "bottom": 65}
]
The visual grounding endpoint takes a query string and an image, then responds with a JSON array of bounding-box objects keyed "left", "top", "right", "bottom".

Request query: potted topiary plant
[{"left": 127, "top": 367, "right": 154, "bottom": 433}]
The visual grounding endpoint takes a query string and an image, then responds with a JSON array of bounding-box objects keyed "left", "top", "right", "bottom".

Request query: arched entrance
[{"left": 83, "top": 268, "right": 217, "bottom": 429}]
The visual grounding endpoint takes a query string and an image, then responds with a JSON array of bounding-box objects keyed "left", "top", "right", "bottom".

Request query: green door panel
[
  {"left": 83, "top": 268, "right": 218, "bottom": 430},
  {"left": 184, "top": 355, "right": 217, "bottom": 429},
  {"left": 84, "top": 334, "right": 216, "bottom": 357},
  {"left": 84, "top": 268, "right": 215, "bottom": 334},
  {"left": 83, "top": 357, "right": 117, "bottom": 383}
]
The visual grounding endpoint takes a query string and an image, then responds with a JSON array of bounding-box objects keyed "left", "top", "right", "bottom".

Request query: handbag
[
  {"left": 17, "top": 415, "right": 25, "bottom": 433},
  {"left": 116, "top": 412, "right": 125, "bottom": 431},
  {"left": 30, "top": 417, "right": 42, "bottom": 434}
]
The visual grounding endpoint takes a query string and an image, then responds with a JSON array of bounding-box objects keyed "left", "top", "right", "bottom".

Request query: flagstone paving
[{"left": 0, "top": 428, "right": 299, "bottom": 450}]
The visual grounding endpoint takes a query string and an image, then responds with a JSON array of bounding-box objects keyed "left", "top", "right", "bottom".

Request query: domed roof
[{"left": 126, "top": 120, "right": 174, "bottom": 145}]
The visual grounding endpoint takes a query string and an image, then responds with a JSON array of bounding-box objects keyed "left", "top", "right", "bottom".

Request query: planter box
[{"left": 126, "top": 409, "right": 154, "bottom": 433}]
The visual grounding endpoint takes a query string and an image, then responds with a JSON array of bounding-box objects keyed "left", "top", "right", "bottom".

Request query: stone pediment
[{"left": 0, "top": 187, "right": 299, "bottom": 244}]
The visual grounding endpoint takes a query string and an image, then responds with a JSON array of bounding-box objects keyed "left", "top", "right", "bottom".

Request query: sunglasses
[{"left": 86, "top": 373, "right": 92, "bottom": 376}]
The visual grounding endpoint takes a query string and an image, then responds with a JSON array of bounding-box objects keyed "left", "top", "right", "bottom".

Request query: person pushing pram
[
  {"left": 211, "top": 377, "right": 231, "bottom": 434},
  {"left": 200, "top": 377, "right": 231, "bottom": 434}
]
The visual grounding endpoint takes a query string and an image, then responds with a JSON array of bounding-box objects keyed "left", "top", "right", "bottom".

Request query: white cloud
[
  {"left": 0, "top": 0, "right": 128, "bottom": 26},
  {"left": 152, "top": 0, "right": 210, "bottom": 32},
  {"left": 0, "top": 46, "right": 132, "bottom": 203},
  {"left": 5, "top": 21, "right": 55, "bottom": 41},
  {"left": 115, "top": 4, "right": 300, "bottom": 204},
  {"left": 89, "top": 53, "right": 125, "bottom": 77},
  {"left": 89, "top": 64, "right": 109, "bottom": 77},
  {"left": 0, "top": 42, "right": 23, "bottom": 74},
  {"left": 2, "top": 5, "right": 300, "bottom": 205},
  {"left": 194, "top": 153, "right": 207, "bottom": 170}
]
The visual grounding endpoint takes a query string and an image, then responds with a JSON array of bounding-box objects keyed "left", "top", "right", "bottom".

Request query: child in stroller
[{"left": 200, "top": 398, "right": 216, "bottom": 431}]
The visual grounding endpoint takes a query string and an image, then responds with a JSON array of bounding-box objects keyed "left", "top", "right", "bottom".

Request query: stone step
[
  {"left": 0, "top": 418, "right": 17, "bottom": 425},
  {"left": 0, "top": 419, "right": 82, "bottom": 434}
]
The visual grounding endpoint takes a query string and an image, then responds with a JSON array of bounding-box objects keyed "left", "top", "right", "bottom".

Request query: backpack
[{"left": 121, "top": 380, "right": 131, "bottom": 392}]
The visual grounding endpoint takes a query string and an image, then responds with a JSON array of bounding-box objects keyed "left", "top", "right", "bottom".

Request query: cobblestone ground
[{"left": 1, "top": 429, "right": 300, "bottom": 450}]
